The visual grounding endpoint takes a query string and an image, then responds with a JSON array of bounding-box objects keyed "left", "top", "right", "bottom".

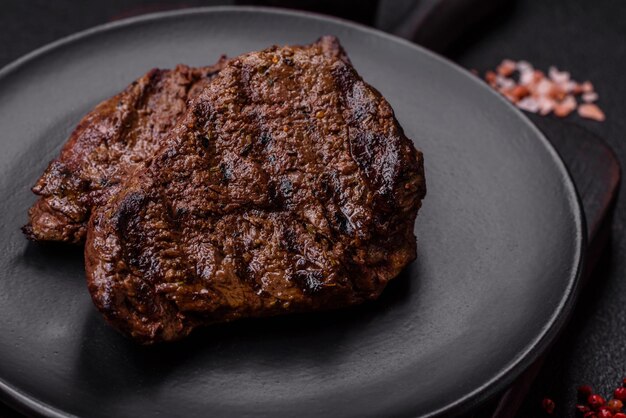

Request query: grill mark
[
  {"left": 332, "top": 64, "right": 403, "bottom": 209},
  {"left": 114, "top": 192, "right": 148, "bottom": 270},
  {"left": 349, "top": 131, "right": 401, "bottom": 200},
  {"left": 233, "top": 64, "right": 268, "bottom": 160}
]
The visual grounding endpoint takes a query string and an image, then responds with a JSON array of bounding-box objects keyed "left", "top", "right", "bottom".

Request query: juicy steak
[
  {"left": 85, "top": 36, "right": 426, "bottom": 344},
  {"left": 23, "top": 59, "right": 226, "bottom": 244}
]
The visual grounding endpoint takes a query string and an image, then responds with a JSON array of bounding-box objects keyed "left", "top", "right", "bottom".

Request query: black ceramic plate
[{"left": 0, "top": 7, "right": 584, "bottom": 418}]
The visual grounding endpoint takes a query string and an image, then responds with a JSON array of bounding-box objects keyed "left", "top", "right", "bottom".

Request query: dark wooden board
[{"left": 476, "top": 114, "right": 621, "bottom": 418}]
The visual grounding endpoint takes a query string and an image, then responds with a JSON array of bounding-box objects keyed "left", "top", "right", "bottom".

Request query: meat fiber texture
[
  {"left": 85, "top": 36, "right": 426, "bottom": 344},
  {"left": 24, "top": 58, "right": 226, "bottom": 243}
]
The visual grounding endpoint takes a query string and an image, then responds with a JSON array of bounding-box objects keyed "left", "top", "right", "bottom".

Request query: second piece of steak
[
  {"left": 85, "top": 36, "right": 426, "bottom": 344},
  {"left": 23, "top": 59, "right": 226, "bottom": 244}
]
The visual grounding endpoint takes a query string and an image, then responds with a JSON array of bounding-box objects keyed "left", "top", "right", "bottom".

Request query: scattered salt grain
[
  {"left": 536, "top": 79, "right": 553, "bottom": 96},
  {"left": 496, "top": 74, "right": 515, "bottom": 90},
  {"left": 519, "top": 67, "right": 535, "bottom": 86},
  {"left": 497, "top": 59, "right": 516, "bottom": 77},
  {"left": 582, "top": 92, "right": 598, "bottom": 103},
  {"left": 537, "top": 96, "right": 555, "bottom": 115},
  {"left": 516, "top": 60, "right": 532, "bottom": 72},
  {"left": 563, "top": 80, "right": 577, "bottom": 94},
  {"left": 517, "top": 97, "right": 540, "bottom": 113},
  {"left": 578, "top": 103, "right": 606, "bottom": 121},
  {"left": 548, "top": 66, "right": 570, "bottom": 85},
  {"left": 554, "top": 95, "right": 577, "bottom": 117},
  {"left": 581, "top": 81, "right": 594, "bottom": 93}
]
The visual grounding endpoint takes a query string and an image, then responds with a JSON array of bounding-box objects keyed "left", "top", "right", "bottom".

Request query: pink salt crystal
[
  {"left": 571, "top": 83, "right": 584, "bottom": 95},
  {"left": 497, "top": 59, "right": 516, "bottom": 76},
  {"left": 548, "top": 84, "right": 567, "bottom": 101},
  {"left": 519, "top": 68, "right": 535, "bottom": 85},
  {"left": 578, "top": 103, "right": 606, "bottom": 121},
  {"left": 516, "top": 60, "right": 533, "bottom": 72},
  {"left": 563, "top": 80, "right": 577, "bottom": 93},
  {"left": 537, "top": 96, "right": 555, "bottom": 115},
  {"left": 581, "top": 81, "right": 594, "bottom": 93},
  {"left": 536, "top": 78, "right": 553, "bottom": 96},
  {"left": 582, "top": 92, "right": 598, "bottom": 103},
  {"left": 483, "top": 61, "right": 604, "bottom": 122},
  {"left": 553, "top": 95, "right": 577, "bottom": 117},
  {"left": 517, "top": 97, "right": 540, "bottom": 113},
  {"left": 502, "top": 59, "right": 517, "bottom": 67},
  {"left": 548, "top": 66, "right": 570, "bottom": 84},
  {"left": 496, "top": 75, "right": 515, "bottom": 89}
]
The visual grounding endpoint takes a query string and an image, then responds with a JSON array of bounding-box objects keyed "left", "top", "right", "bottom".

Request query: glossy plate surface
[{"left": 0, "top": 7, "right": 584, "bottom": 418}]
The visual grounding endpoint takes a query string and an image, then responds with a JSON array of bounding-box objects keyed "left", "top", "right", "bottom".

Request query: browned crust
[{"left": 85, "top": 36, "right": 426, "bottom": 344}]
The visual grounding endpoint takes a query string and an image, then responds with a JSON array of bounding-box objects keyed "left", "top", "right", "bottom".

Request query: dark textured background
[
  {"left": 449, "top": 2, "right": 626, "bottom": 417},
  {"left": 0, "top": 1, "right": 624, "bottom": 417}
]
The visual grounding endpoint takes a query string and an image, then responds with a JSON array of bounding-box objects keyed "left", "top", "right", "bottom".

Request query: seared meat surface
[
  {"left": 23, "top": 59, "right": 226, "bottom": 243},
  {"left": 85, "top": 36, "right": 426, "bottom": 344}
]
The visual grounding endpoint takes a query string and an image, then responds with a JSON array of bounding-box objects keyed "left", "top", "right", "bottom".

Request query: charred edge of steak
[
  {"left": 85, "top": 190, "right": 195, "bottom": 344},
  {"left": 24, "top": 59, "right": 228, "bottom": 244},
  {"left": 332, "top": 62, "right": 426, "bottom": 212}
]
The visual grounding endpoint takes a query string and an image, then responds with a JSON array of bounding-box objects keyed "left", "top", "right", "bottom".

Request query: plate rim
[{"left": 0, "top": 6, "right": 586, "bottom": 418}]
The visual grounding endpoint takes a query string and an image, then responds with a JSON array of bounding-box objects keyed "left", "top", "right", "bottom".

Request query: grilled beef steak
[
  {"left": 85, "top": 36, "right": 426, "bottom": 344},
  {"left": 23, "top": 59, "right": 226, "bottom": 244}
]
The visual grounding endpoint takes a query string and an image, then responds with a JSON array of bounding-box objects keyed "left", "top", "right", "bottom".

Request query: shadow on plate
[{"left": 72, "top": 262, "right": 418, "bottom": 400}]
